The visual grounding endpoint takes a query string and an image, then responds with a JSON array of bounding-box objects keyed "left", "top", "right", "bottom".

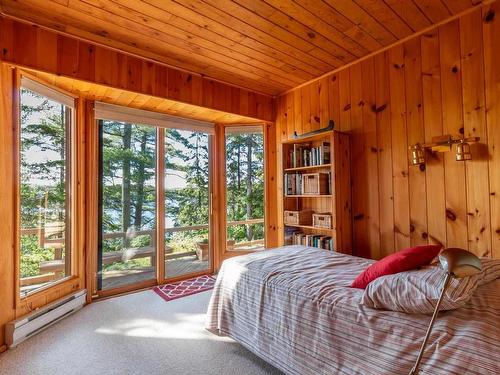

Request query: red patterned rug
[{"left": 153, "top": 275, "right": 216, "bottom": 302}]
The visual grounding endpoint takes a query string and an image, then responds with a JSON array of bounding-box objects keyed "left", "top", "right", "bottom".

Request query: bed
[{"left": 206, "top": 245, "right": 500, "bottom": 375}]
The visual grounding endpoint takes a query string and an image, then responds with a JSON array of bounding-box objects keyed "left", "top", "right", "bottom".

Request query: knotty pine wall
[
  {"left": 0, "top": 16, "right": 274, "bottom": 123},
  {"left": 276, "top": 3, "right": 500, "bottom": 260}
]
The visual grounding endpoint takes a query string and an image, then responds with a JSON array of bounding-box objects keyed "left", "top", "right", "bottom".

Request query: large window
[
  {"left": 19, "top": 80, "right": 73, "bottom": 297},
  {"left": 225, "top": 126, "right": 265, "bottom": 251}
]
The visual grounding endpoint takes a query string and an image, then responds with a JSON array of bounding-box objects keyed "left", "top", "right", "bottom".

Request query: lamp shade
[
  {"left": 438, "top": 248, "right": 482, "bottom": 278},
  {"left": 409, "top": 247, "right": 483, "bottom": 375}
]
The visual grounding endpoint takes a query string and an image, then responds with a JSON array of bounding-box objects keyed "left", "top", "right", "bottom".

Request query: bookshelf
[{"left": 281, "top": 131, "right": 352, "bottom": 254}]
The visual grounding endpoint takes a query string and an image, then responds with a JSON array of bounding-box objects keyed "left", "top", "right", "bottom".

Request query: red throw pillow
[{"left": 351, "top": 245, "right": 442, "bottom": 289}]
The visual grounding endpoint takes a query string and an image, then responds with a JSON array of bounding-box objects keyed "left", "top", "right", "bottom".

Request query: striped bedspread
[{"left": 206, "top": 245, "right": 500, "bottom": 375}]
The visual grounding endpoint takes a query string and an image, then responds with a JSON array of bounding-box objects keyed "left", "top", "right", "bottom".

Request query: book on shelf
[
  {"left": 328, "top": 171, "right": 332, "bottom": 195},
  {"left": 284, "top": 172, "right": 304, "bottom": 195},
  {"left": 289, "top": 230, "right": 335, "bottom": 251},
  {"left": 288, "top": 142, "right": 330, "bottom": 168},
  {"left": 284, "top": 226, "right": 297, "bottom": 245}
]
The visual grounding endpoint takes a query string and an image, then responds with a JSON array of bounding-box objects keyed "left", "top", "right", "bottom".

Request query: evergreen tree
[
  {"left": 20, "top": 93, "right": 265, "bottom": 280},
  {"left": 19, "top": 89, "right": 69, "bottom": 278},
  {"left": 226, "top": 132, "right": 264, "bottom": 243}
]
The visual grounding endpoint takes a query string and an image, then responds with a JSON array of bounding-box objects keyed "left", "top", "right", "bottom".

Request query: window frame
[
  {"left": 162, "top": 128, "right": 214, "bottom": 280},
  {"left": 96, "top": 118, "right": 159, "bottom": 292},
  {"left": 15, "top": 73, "right": 79, "bottom": 304},
  {"left": 90, "top": 103, "right": 216, "bottom": 297}
]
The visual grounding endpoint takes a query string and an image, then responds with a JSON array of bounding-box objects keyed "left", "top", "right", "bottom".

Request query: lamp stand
[{"left": 409, "top": 272, "right": 452, "bottom": 375}]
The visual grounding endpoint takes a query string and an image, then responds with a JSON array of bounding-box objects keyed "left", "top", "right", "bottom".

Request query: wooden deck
[{"left": 101, "top": 255, "right": 209, "bottom": 290}]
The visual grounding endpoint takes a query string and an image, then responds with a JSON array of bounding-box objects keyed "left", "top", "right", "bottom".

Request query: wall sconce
[
  {"left": 455, "top": 139, "right": 472, "bottom": 161},
  {"left": 408, "top": 135, "right": 480, "bottom": 166},
  {"left": 409, "top": 144, "right": 425, "bottom": 166}
]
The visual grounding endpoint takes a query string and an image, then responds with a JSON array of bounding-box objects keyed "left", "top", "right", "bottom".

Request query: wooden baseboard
[{"left": 0, "top": 344, "right": 7, "bottom": 354}]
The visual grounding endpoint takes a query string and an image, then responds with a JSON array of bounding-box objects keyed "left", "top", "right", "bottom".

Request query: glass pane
[
  {"left": 225, "top": 128, "right": 265, "bottom": 251},
  {"left": 165, "top": 129, "right": 211, "bottom": 278},
  {"left": 98, "top": 120, "right": 156, "bottom": 290},
  {"left": 19, "top": 88, "right": 71, "bottom": 296}
]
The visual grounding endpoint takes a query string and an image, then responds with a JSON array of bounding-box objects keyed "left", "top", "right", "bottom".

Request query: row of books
[
  {"left": 291, "top": 231, "right": 335, "bottom": 251},
  {"left": 284, "top": 172, "right": 331, "bottom": 195},
  {"left": 289, "top": 142, "right": 330, "bottom": 168}
]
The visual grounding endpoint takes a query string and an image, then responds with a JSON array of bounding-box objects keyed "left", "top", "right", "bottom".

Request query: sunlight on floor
[
  {"left": 0, "top": 290, "right": 281, "bottom": 375},
  {"left": 95, "top": 313, "right": 232, "bottom": 342}
]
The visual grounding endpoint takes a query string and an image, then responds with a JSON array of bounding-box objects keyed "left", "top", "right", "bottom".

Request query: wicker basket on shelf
[
  {"left": 284, "top": 210, "right": 313, "bottom": 226},
  {"left": 302, "top": 172, "right": 330, "bottom": 195},
  {"left": 312, "top": 213, "right": 332, "bottom": 229}
]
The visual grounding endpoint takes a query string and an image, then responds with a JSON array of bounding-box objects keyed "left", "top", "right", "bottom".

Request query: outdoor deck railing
[{"left": 20, "top": 218, "right": 265, "bottom": 287}]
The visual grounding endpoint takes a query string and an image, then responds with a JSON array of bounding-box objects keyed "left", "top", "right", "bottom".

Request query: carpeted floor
[{"left": 0, "top": 290, "right": 283, "bottom": 375}]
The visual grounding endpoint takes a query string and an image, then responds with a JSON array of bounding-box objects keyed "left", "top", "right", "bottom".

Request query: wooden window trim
[
  {"left": 94, "top": 102, "right": 215, "bottom": 134},
  {"left": 89, "top": 110, "right": 216, "bottom": 297},
  {"left": 14, "top": 70, "right": 82, "bottom": 307}
]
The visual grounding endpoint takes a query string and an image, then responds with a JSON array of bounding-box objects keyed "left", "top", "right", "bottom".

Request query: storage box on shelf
[
  {"left": 312, "top": 213, "right": 332, "bottom": 229},
  {"left": 284, "top": 210, "right": 313, "bottom": 226},
  {"left": 281, "top": 130, "right": 352, "bottom": 254},
  {"left": 302, "top": 172, "right": 330, "bottom": 195}
]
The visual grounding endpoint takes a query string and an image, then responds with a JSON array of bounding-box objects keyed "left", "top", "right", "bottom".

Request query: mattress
[{"left": 206, "top": 245, "right": 500, "bottom": 375}]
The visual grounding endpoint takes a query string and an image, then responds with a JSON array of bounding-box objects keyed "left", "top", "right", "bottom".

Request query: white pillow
[{"left": 361, "top": 258, "right": 500, "bottom": 314}]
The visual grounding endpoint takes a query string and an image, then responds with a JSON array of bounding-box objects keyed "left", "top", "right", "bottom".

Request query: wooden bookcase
[{"left": 281, "top": 131, "right": 352, "bottom": 255}]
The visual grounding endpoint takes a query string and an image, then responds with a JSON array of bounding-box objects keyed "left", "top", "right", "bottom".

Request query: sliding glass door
[
  {"left": 98, "top": 120, "right": 157, "bottom": 291},
  {"left": 95, "top": 107, "right": 214, "bottom": 293},
  {"left": 164, "top": 129, "right": 211, "bottom": 278}
]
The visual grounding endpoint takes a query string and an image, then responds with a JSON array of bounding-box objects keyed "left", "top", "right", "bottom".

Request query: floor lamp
[{"left": 409, "top": 248, "right": 482, "bottom": 375}]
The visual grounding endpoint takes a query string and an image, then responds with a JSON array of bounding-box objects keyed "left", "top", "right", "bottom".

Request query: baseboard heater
[{"left": 6, "top": 289, "right": 87, "bottom": 348}]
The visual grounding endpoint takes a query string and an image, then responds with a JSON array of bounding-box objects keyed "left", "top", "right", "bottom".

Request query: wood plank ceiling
[{"left": 0, "top": 0, "right": 484, "bottom": 96}]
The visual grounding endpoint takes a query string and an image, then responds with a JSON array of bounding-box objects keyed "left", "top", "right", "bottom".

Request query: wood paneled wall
[
  {"left": 0, "top": 16, "right": 274, "bottom": 122},
  {"left": 276, "top": 3, "right": 500, "bottom": 260}
]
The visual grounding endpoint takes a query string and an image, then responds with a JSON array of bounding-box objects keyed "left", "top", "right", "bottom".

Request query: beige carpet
[{"left": 0, "top": 290, "right": 283, "bottom": 375}]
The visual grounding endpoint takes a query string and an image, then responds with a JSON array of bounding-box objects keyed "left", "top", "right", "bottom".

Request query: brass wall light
[
  {"left": 409, "top": 144, "right": 425, "bottom": 166},
  {"left": 408, "top": 135, "right": 480, "bottom": 166},
  {"left": 455, "top": 139, "right": 472, "bottom": 161}
]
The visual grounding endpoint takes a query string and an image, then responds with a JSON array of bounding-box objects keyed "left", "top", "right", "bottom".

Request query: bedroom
[{"left": 0, "top": 0, "right": 498, "bottom": 374}]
